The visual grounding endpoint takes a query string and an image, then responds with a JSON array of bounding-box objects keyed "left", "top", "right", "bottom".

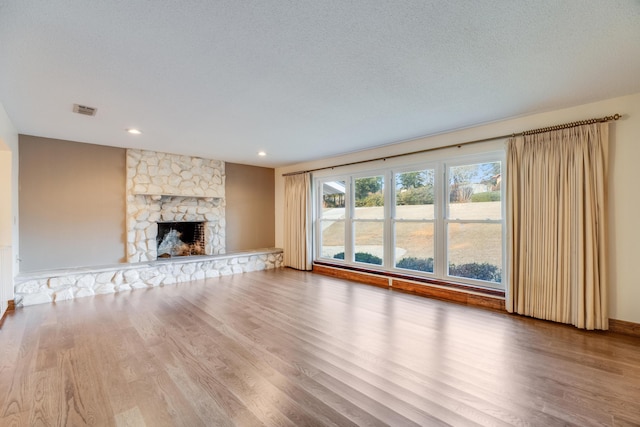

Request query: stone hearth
[{"left": 14, "top": 249, "right": 284, "bottom": 306}]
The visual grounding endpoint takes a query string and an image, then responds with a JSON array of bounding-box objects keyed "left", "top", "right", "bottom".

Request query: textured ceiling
[{"left": 0, "top": 1, "right": 639, "bottom": 167}]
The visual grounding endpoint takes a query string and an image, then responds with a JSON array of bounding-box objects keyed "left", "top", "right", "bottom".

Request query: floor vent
[{"left": 73, "top": 104, "right": 97, "bottom": 116}]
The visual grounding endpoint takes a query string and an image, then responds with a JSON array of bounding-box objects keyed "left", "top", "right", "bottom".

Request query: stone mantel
[{"left": 133, "top": 192, "right": 223, "bottom": 201}]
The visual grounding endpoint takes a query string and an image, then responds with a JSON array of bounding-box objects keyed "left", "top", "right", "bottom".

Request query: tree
[
  {"left": 398, "top": 171, "right": 425, "bottom": 189},
  {"left": 449, "top": 165, "right": 476, "bottom": 202},
  {"left": 449, "top": 163, "right": 500, "bottom": 203},
  {"left": 355, "top": 176, "right": 383, "bottom": 201},
  {"left": 449, "top": 164, "right": 477, "bottom": 186}
]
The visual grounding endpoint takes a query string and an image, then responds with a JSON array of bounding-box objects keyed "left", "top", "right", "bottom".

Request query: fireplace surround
[{"left": 126, "top": 149, "right": 225, "bottom": 262}]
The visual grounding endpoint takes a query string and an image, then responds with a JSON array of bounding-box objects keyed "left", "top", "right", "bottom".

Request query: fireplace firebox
[{"left": 156, "top": 222, "right": 205, "bottom": 258}]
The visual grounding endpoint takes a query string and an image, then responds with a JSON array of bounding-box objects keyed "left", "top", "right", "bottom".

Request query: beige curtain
[
  {"left": 284, "top": 173, "right": 312, "bottom": 270},
  {"left": 507, "top": 123, "right": 608, "bottom": 330}
]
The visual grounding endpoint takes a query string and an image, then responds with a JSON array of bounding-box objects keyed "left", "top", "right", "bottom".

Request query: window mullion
[
  {"left": 316, "top": 180, "right": 324, "bottom": 261},
  {"left": 346, "top": 177, "right": 354, "bottom": 263},
  {"left": 434, "top": 163, "right": 446, "bottom": 278},
  {"left": 384, "top": 170, "right": 393, "bottom": 269}
]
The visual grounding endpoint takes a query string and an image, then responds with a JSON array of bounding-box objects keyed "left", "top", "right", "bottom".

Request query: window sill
[{"left": 313, "top": 261, "right": 505, "bottom": 310}]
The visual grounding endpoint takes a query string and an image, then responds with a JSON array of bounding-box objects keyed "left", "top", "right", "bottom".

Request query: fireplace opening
[{"left": 156, "top": 222, "right": 206, "bottom": 258}]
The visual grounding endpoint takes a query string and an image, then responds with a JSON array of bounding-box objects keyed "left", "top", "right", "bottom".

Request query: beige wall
[
  {"left": 19, "top": 136, "right": 126, "bottom": 271},
  {"left": 0, "top": 110, "right": 17, "bottom": 248},
  {"left": 0, "top": 151, "right": 12, "bottom": 247},
  {"left": 0, "top": 101, "right": 19, "bottom": 315},
  {"left": 225, "top": 163, "right": 275, "bottom": 251},
  {"left": 275, "top": 92, "right": 640, "bottom": 324}
]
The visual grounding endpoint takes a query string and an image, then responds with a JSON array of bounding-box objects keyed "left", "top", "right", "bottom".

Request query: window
[
  {"left": 394, "top": 168, "right": 435, "bottom": 273},
  {"left": 353, "top": 175, "right": 384, "bottom": 265},
  {"left": 314, "top": 151, "right": 505, "bottom": 289},
  {"left": 319, "top": 180, "right": 346, "bottom": 259},
  {"left": 446, "top": 161, "right": 503, "bottom": 284}
]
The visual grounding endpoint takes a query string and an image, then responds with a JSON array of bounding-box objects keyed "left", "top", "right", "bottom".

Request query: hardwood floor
[{"left": 1, "top": 268, "right": 639, "bottom": 426}]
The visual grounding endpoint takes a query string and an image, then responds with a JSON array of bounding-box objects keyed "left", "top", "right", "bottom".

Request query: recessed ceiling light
[
  {"left": 258, "top": 151, "right": 266, "bottom": 156},
  {"left": 127, "top": 128, "right": 142, "bottom": 135}
]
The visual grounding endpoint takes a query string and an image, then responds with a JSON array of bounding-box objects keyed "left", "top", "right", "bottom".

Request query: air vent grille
[{"left": 73, "top": 104, "right": 97, "bottom": 116}]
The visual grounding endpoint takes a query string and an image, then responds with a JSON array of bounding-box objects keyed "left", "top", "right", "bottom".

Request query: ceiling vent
[{"left": 73, "top": 104, "right": 97, "bottom": 116}]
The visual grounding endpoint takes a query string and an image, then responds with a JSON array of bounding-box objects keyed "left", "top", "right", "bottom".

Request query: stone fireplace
[
  {"left": 126, "top": 149, "right": 225, "bottom": 262},
  {"left": 15, "top": 148, "right": 283, "bottom": 307}
]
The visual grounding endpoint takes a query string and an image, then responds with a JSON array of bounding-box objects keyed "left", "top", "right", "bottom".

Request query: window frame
[
  {"left": 316, "top": 176, "right": 350, "bottom": 262},
  {"left": 313, "top": 149, "right": 506, "bottom": 290},
  {"left": 391, "top": 163, "right": 440, "bottom": 276},
  {"left": 443, "top": 155, "right": 506, "bottom": 288},
  {"left": 351, "top": 171, "right": 387, "bottom": 267}
]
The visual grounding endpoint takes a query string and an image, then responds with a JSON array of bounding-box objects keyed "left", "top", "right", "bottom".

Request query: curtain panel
[
  {"left": 283, "top": 173, "right": 312, "bottom": 270},
  {"left": 507, "top": 123, "right": 608, "bottom": 330}
]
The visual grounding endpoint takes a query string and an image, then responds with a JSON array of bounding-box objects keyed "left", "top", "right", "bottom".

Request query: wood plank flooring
[{"left": 1, "top": 268, "right": 639, "bottom": 426}]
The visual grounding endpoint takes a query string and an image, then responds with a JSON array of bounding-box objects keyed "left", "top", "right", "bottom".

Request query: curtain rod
[{"left": 282, "top": 113, "right": 622, "bottom": 177}]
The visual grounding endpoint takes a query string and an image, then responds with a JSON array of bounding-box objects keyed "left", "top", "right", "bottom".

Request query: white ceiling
[{"left": 0, "top": 1, "right": 639, "bottom": 168}]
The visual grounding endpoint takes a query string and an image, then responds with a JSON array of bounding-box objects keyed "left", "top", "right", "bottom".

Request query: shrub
[
  {"left": 355, "top": 193, "right": 384, "bottom": 207},
  {"left": 471, "top": 191, "right": 501, "bottom": 203},
  {"left": 396, "top": 257, "right": 434, "bottom": 272},
  {"left": 333, "top": 252, "right": 382, "bottom": 265},
  {"left": 396, "top": 257, "right": 502, "bottom": 282},
  {"left": 396, "top": 186, "right": 434, "bottom": 206},
  {"left": 333, "top": 253, "right": 501, "bottom": 283},
  {"left": 449, "top": 262, "right": 501, "bottom": 282}
]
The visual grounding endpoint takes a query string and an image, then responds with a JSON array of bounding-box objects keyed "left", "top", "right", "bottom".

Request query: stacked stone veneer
[
  {"left": 14, "top": 249, "right": 283, "bottom": 307},
  {"left": 127, "top": 149, "right": 225, "bottom": 262}
]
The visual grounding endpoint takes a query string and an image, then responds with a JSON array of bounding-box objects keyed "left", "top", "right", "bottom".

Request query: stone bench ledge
[
  {"left": 15, "top": 248, "right": 284, "bottom": 307},
  {"left": 16, "top": 248, "right": 283, "bottom": 282}
]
